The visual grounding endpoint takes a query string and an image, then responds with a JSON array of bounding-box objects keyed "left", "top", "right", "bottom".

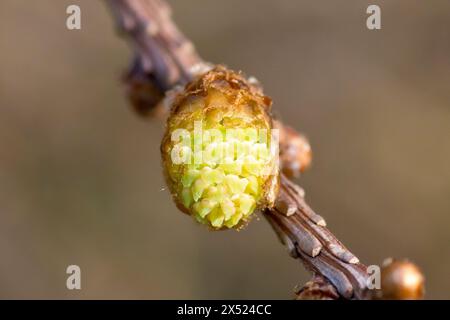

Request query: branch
[
  {"left": 105, "top": 0, "right": 423, "bottom": 300},
  {"left": 266, "top": 174, "right": 369, "bottom": 299},
  {"left": 106, "top": 0, "right": 202, "bottom": 116}
]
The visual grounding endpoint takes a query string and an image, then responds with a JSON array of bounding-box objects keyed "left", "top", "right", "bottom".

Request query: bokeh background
[{"left": 1, "top": 0, "right": 449, "bottom": 299}]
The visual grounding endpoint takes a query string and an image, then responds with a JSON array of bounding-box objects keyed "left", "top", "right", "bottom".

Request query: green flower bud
[{"left": 161, "top": 66, "right": 279, "bottom": 230}]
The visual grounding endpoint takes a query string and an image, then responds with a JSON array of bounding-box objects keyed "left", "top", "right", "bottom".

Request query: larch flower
[{"left": 161, "top": 66, "right": 279, "bottom": 230}]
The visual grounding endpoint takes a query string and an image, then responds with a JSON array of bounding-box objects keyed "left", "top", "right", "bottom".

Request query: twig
[
  {"left": 105, "top": 0, "right": 393, "bottom": 300},
  {"left": 265, "top": 175, "right": 368, "bottom": 299}
]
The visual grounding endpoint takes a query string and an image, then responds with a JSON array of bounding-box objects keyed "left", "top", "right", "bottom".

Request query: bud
[
  {"left": 379, "top": 258, "right": 425, "bottom": 300},
  {"left": 124, "top": 58, "right": 166, "bottom": 117},
  {"left": 161, "top": 66, "right": 279, "bottom": 229},
  {"left": 276, "top": 120, "right": 312, "bottom": 178}
]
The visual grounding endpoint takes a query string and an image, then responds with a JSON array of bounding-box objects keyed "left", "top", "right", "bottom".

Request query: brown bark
[{"left": 104, "top": 0, "right": 423, "bottom": 300}]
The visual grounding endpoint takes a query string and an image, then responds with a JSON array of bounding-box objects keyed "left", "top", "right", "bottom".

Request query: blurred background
[{"left": 1, "top": 0, "right": 449, "bottom": 299}]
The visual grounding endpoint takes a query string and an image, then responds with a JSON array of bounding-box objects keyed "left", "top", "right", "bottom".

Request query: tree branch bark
[{"left": 105, "top": 0, "right": 375, "bottom": 299}]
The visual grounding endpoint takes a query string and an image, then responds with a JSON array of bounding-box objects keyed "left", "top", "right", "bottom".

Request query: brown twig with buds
[{"left": 105, "top": 0, "right": 424, "bottom": 299}]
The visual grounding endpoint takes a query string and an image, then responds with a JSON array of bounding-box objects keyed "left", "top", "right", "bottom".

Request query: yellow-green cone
[{"left": 161, "top": 66, "right": 279, "bottom": 230}]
